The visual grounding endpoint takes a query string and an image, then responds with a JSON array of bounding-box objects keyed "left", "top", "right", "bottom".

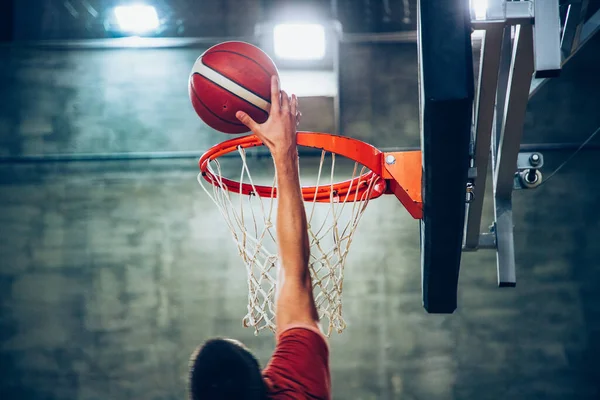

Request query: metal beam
[
  {"left": 464, "top": 25, "right": 504, "bottom": 250},
  {"left": 493, "top": 27, "right": 514, "bottom": 162},
  {"left": 532, "top": 0, "right": 561, "bottom": 78},
  {"left": 530, "top": 6, "right": 600, "bottom": 97},
  {"left": 581, "top": 5, "right": 600, "bottom": 39},
  {"left": 492, "top": 24, "right": 534, "bottom": 286},
  {"left": 561, "top": 0, "right": 590, "bottom": 59},
  {"left": 494, "top": 25, "right": 534, "bottom": 198},
  {"left": 471, "top": 0, "right": 533, "bottom": 29},
  {"left": 494, "top": 198, "right": 517, "bottom": 286}
]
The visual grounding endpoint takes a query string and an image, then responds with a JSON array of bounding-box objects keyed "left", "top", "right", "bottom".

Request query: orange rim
[{"left": 198, "top": 132, "right": 387, "bottom": 202}]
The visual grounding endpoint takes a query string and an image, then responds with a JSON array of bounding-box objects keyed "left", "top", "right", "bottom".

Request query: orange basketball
[{"left": 189, "top": 41, "right": 279, "bottom": 134}]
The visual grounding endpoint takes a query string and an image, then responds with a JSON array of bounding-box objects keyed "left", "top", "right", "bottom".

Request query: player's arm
[
  {"left": 236, "top": 76, "right": 319, "bottom": 334},
  {"left": 271, "top": 124, "right": 320, "bottom": 332}
]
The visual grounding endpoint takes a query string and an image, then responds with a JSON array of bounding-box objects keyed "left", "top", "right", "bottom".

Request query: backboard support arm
[{"left": 463, "top": 0, "right": 600, "bottom": 291}]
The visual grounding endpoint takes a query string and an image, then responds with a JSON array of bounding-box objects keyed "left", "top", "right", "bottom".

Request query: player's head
[{"left": 189, "top": 338, "right": 267, "bottom": 400}]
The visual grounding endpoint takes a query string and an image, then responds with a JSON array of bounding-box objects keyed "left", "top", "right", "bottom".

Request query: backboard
[{"left": 417, "top": 0, "right": 474, "bottom": 313}]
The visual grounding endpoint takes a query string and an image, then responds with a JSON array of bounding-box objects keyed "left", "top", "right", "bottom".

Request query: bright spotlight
[
  {"left": 114, "top": 4, "right": 160, "bottom": 34},
  {"left": 471, "top": 0, "right": 488, "bottom": 20},
  {"left": 273, "top": 24, "right": 326, "bottom": 60}
]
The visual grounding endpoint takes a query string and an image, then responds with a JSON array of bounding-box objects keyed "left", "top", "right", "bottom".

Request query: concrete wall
[
  {"left": 0, "top": 42, "right": 419, "bottom": 156},
  {"left": 1, "top": 34, "right": 600, "bottom": 400},
  {"left": 0, "top": 46, "right": 211, "bottom": 156}
]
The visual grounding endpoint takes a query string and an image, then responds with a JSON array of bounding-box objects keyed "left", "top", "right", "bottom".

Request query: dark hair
[{"left": 189, "top": 338, "right": 267, "bottom": 400}]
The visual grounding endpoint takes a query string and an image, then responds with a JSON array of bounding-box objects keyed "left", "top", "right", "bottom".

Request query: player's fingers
[
  {"left": 270, "top": 76, "right": 280, "bottom": 112},
  {"left": 291, "top": 94, "right": 297, "bottom": 117},
  {"left": 236, "top": 111, "right": 259, "bottom": 132},
  {"left": 281, "top": 90, "right": 290, "bottom": 111}
]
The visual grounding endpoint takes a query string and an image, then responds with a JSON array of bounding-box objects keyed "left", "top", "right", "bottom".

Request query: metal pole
[
  {"left": 493, "top": 24, "right": 535, "bottom": 286},
  {"left": 464, "top": 23, "right": 504, "bottom": 249},
  {"left": 493, "top": 27, "right": 513, "bottom": 162},
  {"left": 495, "top": 25, "right": 534, "bottom": 198}
]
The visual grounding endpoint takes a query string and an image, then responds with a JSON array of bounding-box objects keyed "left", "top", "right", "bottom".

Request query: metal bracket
[
  {"left": 382, "top": 151, "right": 423, "bottom": 219},
  {"left": 463, "top": 21, "right": 537, "bottom": 287},
  {"left": 514, "top": 169, "right": 542, "bottom": 189},
  {"left": 471, "top": 0, "right": 534, "bottom": 28},
  {"left": 478, "top": 232, "right": 497, "bottom": 250},
  {"left": 513, "top": 152, "right": 544, "bottom": 189},
  {"left": 462, "top": 231, "right": 497, "bottom": 251},
  {"left": 517, "top": 152, "right": 544, "bottom": 169},
  {"left": 505, "top": 1, "right": 534, "bottom": 22},
  {"left": 467, "top": 167, "right": 478, "bottom": 180}
]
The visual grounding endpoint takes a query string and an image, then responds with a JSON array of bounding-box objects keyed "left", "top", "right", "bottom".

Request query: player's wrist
[
  {"left": 272, "top": 147, "right": 299, "bottom": 168},
  {"left": 274, "top": 156, "right": 301, "bottom": 184}
]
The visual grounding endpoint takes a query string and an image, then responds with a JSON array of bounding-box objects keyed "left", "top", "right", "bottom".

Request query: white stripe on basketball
[{"left": 191, "top": 59, "right": 271, "bottom": 113}]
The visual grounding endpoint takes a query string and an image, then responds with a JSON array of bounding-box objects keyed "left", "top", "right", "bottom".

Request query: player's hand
[{"left": 236, "top": 76, "right": 301, "bottom": 162}]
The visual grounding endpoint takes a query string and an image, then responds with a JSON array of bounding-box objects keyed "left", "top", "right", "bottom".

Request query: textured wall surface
[
  {"left": 0, "top": 47, "right": 210, "bottom": 156},
  {"left": 1, "top": 33, "right": 600, "bottom": 400},
  {"left": 0, "top": 42, "right": 419, "bottom": 157}
]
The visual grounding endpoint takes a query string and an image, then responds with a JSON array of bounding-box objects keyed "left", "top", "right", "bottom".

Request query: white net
[{"left": 197, "top": 147, "right": 381, "bottom": 336}]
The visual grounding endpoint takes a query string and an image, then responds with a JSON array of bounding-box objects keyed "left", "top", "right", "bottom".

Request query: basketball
[{"left": 189, "top": 41, "right": 279, "bottom": 134}]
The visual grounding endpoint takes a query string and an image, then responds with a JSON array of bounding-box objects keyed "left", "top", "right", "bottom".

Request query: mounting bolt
[
  {"left": 529, "top": 153, "right": 541, "bottom": 167},
  {"left": 519, "top": 169, "right": 542, "bottom": 188},
  {"left": 385, "top": 155, "right": 396, "bottom": 165},
  {"left": 466, "top": 182, "right": 475, "bottom": 203},
  {"left": 525, "top": 169, "right": 538, "bottom": 184}
]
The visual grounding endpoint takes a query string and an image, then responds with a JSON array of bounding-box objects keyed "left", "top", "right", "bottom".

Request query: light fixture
[
  {"left": 273, "top": 23, "right": 326, "bottom": 60},
  {"left": 471, "top": 0, "right": 488, "bottom": 20},
  {"left": 114, "top": 4, "right": 160, "bottom": 34}
]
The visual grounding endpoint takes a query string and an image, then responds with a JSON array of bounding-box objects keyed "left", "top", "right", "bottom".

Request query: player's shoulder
[
  {"left": 276, "top": 323, "right": 330, "bottom": 363},
  {"left": 264, "top": 324, "right": 331, "bottom": 400},
  {"left": 278, "top": 323, "right": 329, "bottom": 346}
]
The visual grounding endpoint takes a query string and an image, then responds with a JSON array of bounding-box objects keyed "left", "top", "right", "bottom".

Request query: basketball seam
[
  {"left": 192, "top": 72, "right": 269, "bottom": 119},
  {"left": 204, "top": 50, "right": 274, "bottom": 101},
  {"left": 190, "top": 82, "right": 247, "bottom": 128}
]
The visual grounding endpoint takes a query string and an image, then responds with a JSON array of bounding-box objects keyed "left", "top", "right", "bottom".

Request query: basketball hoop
[{"left": 198, "top": 132, "right": 422, "bottom": 336}]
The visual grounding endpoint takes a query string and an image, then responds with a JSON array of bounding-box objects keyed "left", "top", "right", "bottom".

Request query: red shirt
[{"left": 262, "top": 325, "right": 331, "bottom": 399}]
